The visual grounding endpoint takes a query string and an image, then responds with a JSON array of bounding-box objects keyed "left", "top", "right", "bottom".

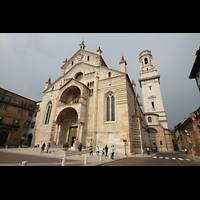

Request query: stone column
[
  {"left": 79, "top": 122, "right": 84, "bottom": 143},
  {"left": 93, "top": 72, "right": 99, "bottom": 148},
  {"left": 56, "top": 124, "right": 61, "bottom": 145},
  {"left": 54, "top": 123, "right": 58, "bottom": 142}
]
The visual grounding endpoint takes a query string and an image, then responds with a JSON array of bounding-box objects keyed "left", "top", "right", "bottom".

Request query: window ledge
[{"left": 104, "top": 121, "right": 116, "bottom": 124}]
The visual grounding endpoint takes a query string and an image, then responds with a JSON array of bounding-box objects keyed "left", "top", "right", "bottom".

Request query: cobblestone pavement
[{"left": 0, "top": 148, "right": 125, "bottom": 166}]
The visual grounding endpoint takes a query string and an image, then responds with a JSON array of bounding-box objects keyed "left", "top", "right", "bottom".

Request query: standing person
[
  {"left": 40, "top": 143, "right": 45, "bottom": 154},
  {"left": 96, "top": 146, "right": 100, "bottom": 156},
  {"left": 78, "top": 143, "right": 82, "bottom": 156},
  {"left": 185, "top": 148, "right": 188, "bottom": 155},
  {"left": 105, "top": 145, "right": 108, "bottom": 157},
  {"left": 146, "top": 146, "right": 150, "bottom": 156},
  {"left": 89, "top": 146, "right": 93, "bottom": 156},
  {"left": 111, "top": 145, "right": 114, "bottom": 159},
  {"left": 102, "top": 148, "right": 105, "bottom": 156},
  {"left": 47, "top": 142, "right": 50, "bottom": 153}
]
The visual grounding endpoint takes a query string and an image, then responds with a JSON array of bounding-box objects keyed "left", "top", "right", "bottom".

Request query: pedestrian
[
  {"left": 47, "top": 142, "right": 50, "bottom": 153},
  {"left": 89, "top": 146, "right": 93, "bottom": 156},
  {"left": 111, "top": 145, "right": 114, "bottom": 159},
  {"left": 78, "top": 143, "right": 82, "bottom": 156},
  {"left": 105, "top": 145, "right": 108, "bottom": 157},
  {"left": 102, "top": 148, "right": 105, "bottom": 156},
  {"left": 146, "top": 146, "right": 150, "bottom": 155},
  {"left": 185, "top": 148, "right": 188, "bottom": 155},
  {"left": 40, "top": 143, "right": 45, "bottom": 154},
  {"left": 96, "top": 146, "right": 99, "bottom": 156}
]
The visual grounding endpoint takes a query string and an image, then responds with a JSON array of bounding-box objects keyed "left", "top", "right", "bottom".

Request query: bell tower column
[{"left": 138, "top": 50, "right": 168, "bottom": 129}]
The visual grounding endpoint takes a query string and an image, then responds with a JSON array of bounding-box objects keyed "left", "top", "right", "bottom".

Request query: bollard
[
  {"left": 84, "top": 155, "right": 88, "bottom": 164},
  {"left": 21, "top": 161, "right": 28, "bottom": 166},
  {"left": 100, "top": 155, "right": 102, "bottom": 161},
  {"left": 62, "top": 157, "right": 66, "bottom": 166}
]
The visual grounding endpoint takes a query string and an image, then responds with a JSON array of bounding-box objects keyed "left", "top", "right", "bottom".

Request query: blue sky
[{"left": 0, "top": 33, "right": 199, "bottom": 130}]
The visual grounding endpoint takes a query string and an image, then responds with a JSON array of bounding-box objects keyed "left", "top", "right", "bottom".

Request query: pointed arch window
[
  {"left": 44, "top": 102, "right": 52, "bottom": 125},
  {"left": 106, "top": 93, "right": 115, "bottom": 121}
]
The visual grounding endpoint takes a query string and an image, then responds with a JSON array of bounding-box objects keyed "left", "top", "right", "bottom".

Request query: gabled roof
[
  {"left": 61, "top": 48, "right": 108, "bottom": 70},
  {"left": 59, "top": 78, "right": 89, "bottom": 91}
]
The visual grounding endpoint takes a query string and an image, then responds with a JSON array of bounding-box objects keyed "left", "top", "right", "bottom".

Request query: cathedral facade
[{"left": 34, "top": 42, "right": 173, "bottom": 155}]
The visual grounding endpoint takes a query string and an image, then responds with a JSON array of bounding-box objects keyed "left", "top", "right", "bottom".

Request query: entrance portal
[
  {"left": 0, "top": 131, "right": 8, "bottom": 147},
  {"left": 56, "top": 107, "right": 78, "bottom": 145},
  {"left": 27, "top": 134, "right": 32, "bottom": 147},
  {"left": 69, "top": 126, "right": 78, "bottom": 147}
]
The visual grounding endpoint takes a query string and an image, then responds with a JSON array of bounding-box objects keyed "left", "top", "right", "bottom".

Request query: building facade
[
  {"left": 138, "top": 50, "right": 174, "bottom": 152},
  {"left": 0, "top": 88, "right": 37, "bottom": 147},
  {"left": 175, "top": 107, "right": 200, "bottom": 155},
  {"left": 189, "top": 47, "right": 200, "bottom": 92},
  {"left": 34, "top": 42, "right": 150, "bottom": 155},
  {"left": 174, "top": 47, "right": 200, "bottom": 155}
]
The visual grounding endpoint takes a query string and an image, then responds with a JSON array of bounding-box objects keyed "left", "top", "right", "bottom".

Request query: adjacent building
[
  {"left": 174, "top": 47, "right": 200, "bottom": 155},
  {"left": 0, "top": 88, "right": 38, "bottom": 147},
  {"left": 174, "top": 107, "right": 200, "bottom": 155},
  {"left": 189, "top": 47, "right": 200, "bottom": 92}
]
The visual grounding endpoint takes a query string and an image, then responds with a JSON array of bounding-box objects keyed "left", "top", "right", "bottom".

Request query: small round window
[{"left": 75, "top": 72, "right": 83, "bottom": 81}]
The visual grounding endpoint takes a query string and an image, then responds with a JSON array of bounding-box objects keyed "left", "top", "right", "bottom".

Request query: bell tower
[{"left": 139, "top": 50, "right": 168, "bottom": 129}]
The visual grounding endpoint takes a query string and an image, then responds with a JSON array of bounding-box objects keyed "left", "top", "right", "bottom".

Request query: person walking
[
  {"left": 40, "top": 143, "right": 45, "bottom": 154},
  {"left": 102, "top": 148, "right": 105, "bottom": 156},
  {"left": 47, "top": 142, "right": 50, "bottom": 153},
  {"left": 111, "top": 145, "right": 114, "bottom": 159},
  {"left": 96, "top": 146, "right": 100, "bottom": 156},
  {"left": 105, "top": 145, "right": 108, "bottom": 157},
  {"left": 89, "top": 146, "right": 93, "bottom": 156},
  {"left": 146, "top": 146, "right": 150, "bottom": 156},
  {"left": 78, "top": 143, "right": 82, "bottom": 156},
  {"left": 185, "top": 148, "right": 188, "bottom": 155}
]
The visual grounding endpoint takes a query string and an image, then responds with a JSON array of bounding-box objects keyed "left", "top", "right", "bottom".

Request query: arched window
[
  {"left": 108, "top": 72, "right": 111, "bottom": 78},
  {"left": 44, "top": 102, "right": 52, "bottom": 125},
  {"left": 106, "top": 93, "right": 115, "bottom": 121},
  {"left": 148, "top": 117, "right": 152, "bottom": 123},
  {"left": 144, "top": 58, "right": 148, "bottom": 64},
  {"left": 152, "top": 102, "right": 155, "bottom": 109},
  {"left": 147, "top": 128, "right": 157, "bottom": 133}
]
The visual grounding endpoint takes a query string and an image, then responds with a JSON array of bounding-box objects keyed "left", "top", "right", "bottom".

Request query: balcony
[{"left": 0, "top": 122, "right": 20, "bottom": 130}]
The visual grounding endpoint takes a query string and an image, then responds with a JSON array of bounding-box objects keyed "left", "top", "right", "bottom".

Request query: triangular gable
[{"left": 59, "top": 78, "right": 89, "bottom": 91}]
